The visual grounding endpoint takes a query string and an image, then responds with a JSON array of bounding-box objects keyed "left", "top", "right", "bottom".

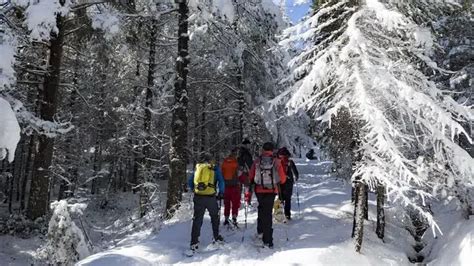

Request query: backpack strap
[{"left": 258, "top": 156, "right": 264, "bottom": 188}]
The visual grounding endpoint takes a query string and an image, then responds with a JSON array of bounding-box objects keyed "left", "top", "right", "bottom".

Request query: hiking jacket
[
  {"left": 238, "top": 147, "right": 253, "bottom": 171},
  {"left": 279, "top": 155, "right": 299, "bottom": 183},
  {"left": 188, "top": 165, "right": 225, "bottom": 195},
  {"left": 249, "top": 151, "right": 286, "bottom": 194}
]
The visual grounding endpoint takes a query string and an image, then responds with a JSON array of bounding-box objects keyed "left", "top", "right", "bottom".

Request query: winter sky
[{"left": 283, "top": 0, "right": 311, "bottom": 23}]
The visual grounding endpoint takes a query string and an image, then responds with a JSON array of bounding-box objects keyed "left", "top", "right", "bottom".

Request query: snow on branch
[{"left": 281, "top": 0, "right": 474, "bottom": 233}]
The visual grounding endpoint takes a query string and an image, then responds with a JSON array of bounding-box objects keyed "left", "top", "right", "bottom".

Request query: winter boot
[
  {"left": 213, "top": 235, "right": 225, "bottom": 244},
  {"left": 223, "top": 217, "right": 230, "bottom": 226},
  {"left": 254, "top": 233, "right": 263, "bottom": 241},
  {"left": 232, "top": 217, "right": 238, "bottom": 228},
  {"left": 264, "top": 242, "right": 274, "bottom": 249}
]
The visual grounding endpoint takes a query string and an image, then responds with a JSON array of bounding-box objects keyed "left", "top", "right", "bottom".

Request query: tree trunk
[
  {"left": 139, "top": 17, "right": 158, "bottom": 217},
  {"left": 166, "top": 1, "right": 189, "bottom": 219},
  {"left": 27, "top": 10, "right": 65, "bottom": 220},
  {"left": 21, "top": 135, "right": 35, "bottom": 211},
  {"left": 363, "top": 184, "right": 369, "bottom": 220},
  {"left": 353, "top": 181, "right": 367, "bottom": 252},
  {"left": 91, "top": 142, "right": 101, "bottom": 195},
  {"left": 376, "top": 184, "right": 385, "bottom": 240},
  {"left": 200, "top": 97, "right": 206, "bottom": 154},
  {"left": 351, "top": 181, "right": 359, "bottom": 238},
  {"left": 8, "top": 172, "right": 13, "bottom": 214}
]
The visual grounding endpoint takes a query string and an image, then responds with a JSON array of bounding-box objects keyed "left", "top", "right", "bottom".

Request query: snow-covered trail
[{"left": 77, "top": 159, "right": 408, "bottom": 265}]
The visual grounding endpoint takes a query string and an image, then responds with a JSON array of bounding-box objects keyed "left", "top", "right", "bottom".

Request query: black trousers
[
  {"left": 282, "top": 181, "right": 294, "bottom": 218},
  {"left": 191, "top": 195, "right": 220, "bottom": 245},
  {"left": 256, "top": 193, "right": 276, "bottom": 245}
]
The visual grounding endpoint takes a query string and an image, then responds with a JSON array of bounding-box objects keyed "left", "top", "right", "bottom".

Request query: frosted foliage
[
  {"left": 41, "top": 200, "right": 90, "bottom": 264},
  {"left": 0, "top": 32, "right": 16, "bottom": 89},
  {"left": 90, "top": 7, "right": 120, "bottom": 38},
  {"left": 13, "top": 0, "right": 71, "bottom": 40},
  {"left": 0, "top": 98, "right": 21, "bottom": 163},
  {"left": 282, "top": 0, "right": 474, "bottom": 232},
  {"left": 188, "top": 0, "right": 235, "bottom": 22},
  {"left": 212, "top": 0, "right": 235, "bottom": 22}
]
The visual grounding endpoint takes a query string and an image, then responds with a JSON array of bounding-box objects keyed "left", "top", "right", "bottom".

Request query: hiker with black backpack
[
  {"left": 278, "top": 147, "right": 299, "bottom": 220},
  {"left": 239, "top": 139, "right": 254, "bottom": 206},
  {"left": 186, "top": 153, "right": 225, "bottom": 255},
  {"left": 248, "top": 142, "right": 287, "bottom": 249},
  {"left": 221, "top": 147, "right": 245, "bottom": 228}
]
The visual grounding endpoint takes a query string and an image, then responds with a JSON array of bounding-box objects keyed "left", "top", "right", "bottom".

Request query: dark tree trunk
[
  {"left": 351, "top": 181, "right": 359, "bottom": 238},
  {"left": 8, "top": 172, "right": 13, "bottom": 214},
  {"left": 200, "top": 97, "right": 206, "bottom": 154},
  {"left": 376, "top": 184, "right": 385, "bottom": 240},
  {"left": 91, "top": 142, "right": 101, "bottom": 195},
  {"left": 139, "top": 17, "right": 158, "bottom": 217},
  {"left": 21, "top": 135, "right": 36, "bottom": 211},
  {"left": 363, "top": 184, "right": 369, "bottom": 220},
  {"left": 166, "top": 1, "right": 189, "bottom": 219},
  {"left": 353, "top": 181, "right": 367, "bottom": 252},
  {"left": 27, "top": 10, "right": 65, "bottom": 220}
]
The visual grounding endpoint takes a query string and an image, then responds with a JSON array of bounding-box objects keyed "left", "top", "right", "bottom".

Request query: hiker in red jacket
[
  {"left": 248, "top": 142, "right": 287, "bottom": 248},
  {"left": 221, "top": 148, "right": 245, "bottom": 227}
]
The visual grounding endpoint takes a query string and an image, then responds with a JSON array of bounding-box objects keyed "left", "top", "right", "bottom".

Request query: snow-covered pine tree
[
  {"left": 281, "top": 0, "right": 474, "bottom": 251},
  {"left": 432, "top": 0, "right": 474, "bottom": 219},
  {"left": 39, "top": 200, "right": 90, "bottom": 265}
]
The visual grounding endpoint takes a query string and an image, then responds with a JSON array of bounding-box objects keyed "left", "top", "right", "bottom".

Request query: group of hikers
[{"left": 186, "top": 139, "right": 299, "bottom": 255}]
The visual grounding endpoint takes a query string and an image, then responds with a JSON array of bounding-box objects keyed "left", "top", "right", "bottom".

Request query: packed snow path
[{"left": 78, "top": 159, "right": 407, "bottom": 265}]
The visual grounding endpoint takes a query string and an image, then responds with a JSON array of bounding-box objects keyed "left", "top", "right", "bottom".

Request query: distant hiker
[
  {"left": 221, "top": 148, "right": 245, "bottom": 227},
  {"left": 249, "top": 142, "right": 287, "bottom": 248},
  {"left": 278, "top": 147, "right": 299, "bottom": 220},
  {"left": 187, "top": 153, "right": 225, "bottom": 253},
  {"left": 305, "top": 149, "right": 315, "bottom": 160},
  {"left": 239, "top": 139, "right": 254, "bottom": 204},
  {"left": 239, "top": 138, "right": 253, "bottom": 175}
]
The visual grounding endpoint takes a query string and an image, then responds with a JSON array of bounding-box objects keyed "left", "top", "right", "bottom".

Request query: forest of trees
[
  {"left": 0, "top": 0, "right": 472, "bottom": 264},
  {"left": 0, "top": 0, "right": 286, "bottom": 221}
]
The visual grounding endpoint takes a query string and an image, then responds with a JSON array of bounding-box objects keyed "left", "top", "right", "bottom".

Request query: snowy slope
[
  {"left": 427, "top": 219, "right": 473, "bottom": 266},
  {"left": 77, "top": 159, "right": 409, "bottom": 266}
]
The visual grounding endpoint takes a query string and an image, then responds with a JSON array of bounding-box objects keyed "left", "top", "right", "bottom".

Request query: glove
[
  {"left": 244, "top": 191, "right": 252, "bottom": 204},
  {"left": 217, "top": 193, "right": 224, "bottom": 200}
]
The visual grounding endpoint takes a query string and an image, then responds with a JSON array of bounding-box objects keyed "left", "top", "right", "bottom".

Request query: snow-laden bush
[{"left": 38, "top": 200, "right": 90, "bottom": 265}]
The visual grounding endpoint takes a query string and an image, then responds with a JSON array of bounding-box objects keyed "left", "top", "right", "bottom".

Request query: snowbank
[
  {"left": 427, "top": 218, "right": 473, "bottom": 266},
  {"left": 0, "top": 97, "right": 21, "bottom": 162}
]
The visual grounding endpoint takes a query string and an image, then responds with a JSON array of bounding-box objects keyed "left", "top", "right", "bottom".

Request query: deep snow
[
  {"left": 0, "top": 97, "right": 21, "bottom": 163},
  {"left": 77, "top": 160, "right": 410, "bottom": 265}
]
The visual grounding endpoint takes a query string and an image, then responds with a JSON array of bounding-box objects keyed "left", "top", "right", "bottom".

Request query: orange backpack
[{"left": 221, "top": 157, "right": 239, "bottom": 186}]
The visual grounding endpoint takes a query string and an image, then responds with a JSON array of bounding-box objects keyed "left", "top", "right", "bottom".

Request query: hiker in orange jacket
[
  {"left": 221, "top": 148, "right": 245, "bottom": 227},
  {"left": 248, "top": 142, "right": 287, "bottom": 248}
]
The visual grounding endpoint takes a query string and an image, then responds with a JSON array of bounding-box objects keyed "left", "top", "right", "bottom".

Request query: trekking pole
[
  {"left": 280, "top": 200, "right": 290, "bottom": 242},
  {"left": 241, "top": 201, "right": 248, "bottom": 242},
  {"left": 296, "top": 180, "right": 301, "bottom": 219}
]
